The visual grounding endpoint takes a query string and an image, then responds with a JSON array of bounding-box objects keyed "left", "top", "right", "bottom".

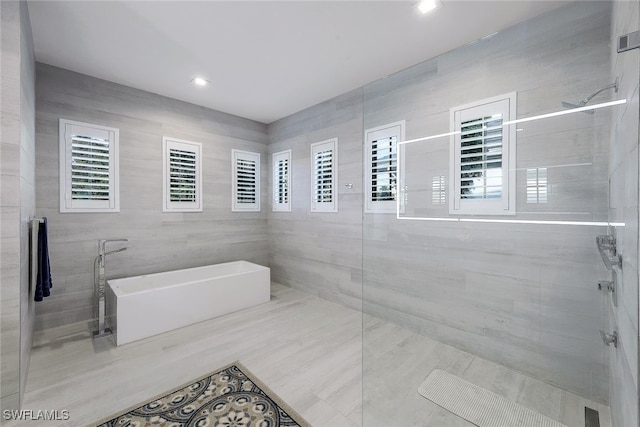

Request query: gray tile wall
[
  {"left": 18, "top": 0, "right": 36, "bottom": 410},
  {"left": 0, "top": 1, "right": 22, "bottom": 411},
  {"left": 267, "top": 89, "right": 364, "bottom": 311},
  {"left": 34, "top": 64, "right": 270, "bottom": 331},
  {"left": 608, "top": 2, "right": 639, "bottom": 427},
  {"left": 0, "top": 0, "right": 36, "bottom": 411}
]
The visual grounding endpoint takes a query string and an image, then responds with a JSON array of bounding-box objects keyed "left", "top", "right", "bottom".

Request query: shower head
[
  {"left": 561, "top": 77, "right": 619, "bottom": 114},
  {"left": 561, "top": 101, "right": 595, "bottom": 114}
]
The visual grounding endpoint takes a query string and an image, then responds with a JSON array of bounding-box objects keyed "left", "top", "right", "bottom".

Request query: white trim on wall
[
  {"left": 449, "top": 92, "right": 517, "bottom": 216},
  {"left": 364, "top": 120, "right": 405, "bottom": 214},
  {"left": 310, "top": 138, "right": 338, "bottom": 213},
  {"left": 59, "top": 118, "right": 120, "bottom": 213},
  {"left": 162, "top": 137, "right": 203, "bottom": 212},
  {"left": 232, "top": 149, "right": 261, "bottom": 212},
  {"left": 272, "top": 149, "right": 292, "bottom": 212}
]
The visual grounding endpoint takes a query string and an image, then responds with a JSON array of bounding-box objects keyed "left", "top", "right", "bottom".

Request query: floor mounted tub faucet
[{"left": 94, "top": 239, "right": 128, "bottom": 338}]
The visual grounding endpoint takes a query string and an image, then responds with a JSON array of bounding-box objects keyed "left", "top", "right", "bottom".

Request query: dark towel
[{"left": 34, "top": 217, "right": 52, "bottom": 301}]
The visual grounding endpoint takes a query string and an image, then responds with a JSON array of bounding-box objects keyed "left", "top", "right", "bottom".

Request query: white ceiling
[{"left": 27, "top": 1, "right": 571, "bottom": 124}]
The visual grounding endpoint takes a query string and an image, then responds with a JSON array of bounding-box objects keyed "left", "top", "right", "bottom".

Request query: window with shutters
[
  {"left": 310, "top": 139, "right": 337, "bottom": 213},
  {"left": 365, "top": 121, "right": 405, "bottom": 213},
  {"left": 59, "top": 119, "right": 119, "bottom": 213},
  {"left": 163, "top": 137, "right": 202, "bottom": 212},
  {"left": 272, "top": 149, "right": 291, "bottom": 212},
  {"left": 432, "top": 175, "right": 446, "bottom": 205},
  {"left": 526, "top": 167, "right": 548, "bottom": 204},
  {"left": 232, "top": 149, "right": 261, "bottom": 212},
  {"left": 449, "top": 93, "right": 516, "bottom": 215}
]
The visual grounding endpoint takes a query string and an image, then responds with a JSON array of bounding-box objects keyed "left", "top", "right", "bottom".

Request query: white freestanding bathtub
[{"left": 106, "top": 260, "right": 270, "bottom": 346}]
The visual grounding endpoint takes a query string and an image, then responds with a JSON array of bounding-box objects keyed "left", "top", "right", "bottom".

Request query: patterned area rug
[{"left": 95, "top": 362, "right": 311, "bottom": 427}]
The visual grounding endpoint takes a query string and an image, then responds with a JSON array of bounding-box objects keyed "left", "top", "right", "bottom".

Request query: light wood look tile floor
[{"left": 6, "top": 284, "right": 611, "bottom": 427}]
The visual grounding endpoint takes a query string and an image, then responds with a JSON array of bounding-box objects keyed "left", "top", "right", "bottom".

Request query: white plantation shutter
[
  {"left": 371, "top": 136, "right": 397, "bottom": 202},
  {"left": 276, "top": 158, "right": 289, "bottom": 203},
  {"left": 310, "top": 139, "right": 337, "bottom": 212},
  {"left": 365, "top": 121, "right": 405, "bottom": 213},
  {"left": 450, "top": 93, "right": 516, "bottom": 215},
  {"left": 232, "top": 150, "right": 261, "bottom": 212},
  {"left": 314, "top": 150, "right": 333, "bottom": 202},
  {"left": 237, "top": 159, "right": 257, "bottom": 203},
  {"left": 459, "top": 114, "right": 504, "bottom": 200},
  {"left": 59, "top": 119, "right": 119, "bottom": 212},
  {"left": 526, "top": 167, "right": 548, "bottom": 204},
  {"left": 272, "top": 150, "right": 291, "bottom": 212},
  {"left": 432, "top": 176, "right": 446, "bottom": 205},
  {"left": 71, "top": 136, "right": 111, "bottom": 200},
  {"left": 163, "top": 138, "right": 202, "bottom": 212},
  {"left": 169, "top": 149, "right": 197, "bottom": 202}
]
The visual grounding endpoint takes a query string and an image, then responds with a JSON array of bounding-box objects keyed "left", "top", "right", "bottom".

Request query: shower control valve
[
  {"left": 600, "top": 330, "right": 618, "bottom": 348},
  {"left": 597, "top": 280, "right": 615, "bottom": 293}
]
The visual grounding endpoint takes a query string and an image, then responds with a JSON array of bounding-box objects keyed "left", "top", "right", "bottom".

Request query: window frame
[
  {"left": 162, "top": 137, "right": 203, "bottom": 213},
  {"left": 232, "top": 149, "right": 261, "bottom": 212},
  {"left": 364, "top": 121, "right": 405, "bottom": 214},
  {"left": 59, "top": 118, "right": 120, "bottom": 213},
  {"left": 272, "top": 149, "right": 292, "bottom": 212},
  {"left": 449, "top": 92, "right": 517, "bottom": 216},
  {"left": 310, "top": 138, "right": 338, "bottom": 213}
]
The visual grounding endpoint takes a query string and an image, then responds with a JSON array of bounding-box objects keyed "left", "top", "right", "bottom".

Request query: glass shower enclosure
[{"left": 361, "top": 1, "right": 639, "bottom": 426}]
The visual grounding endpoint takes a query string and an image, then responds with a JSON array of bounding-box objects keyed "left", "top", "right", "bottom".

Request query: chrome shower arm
[{"left": 580, "top": 78, "right": 619, "bottom": 106}]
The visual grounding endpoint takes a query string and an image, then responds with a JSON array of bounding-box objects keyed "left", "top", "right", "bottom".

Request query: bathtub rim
[{"left": 107, "top": 260, "right": 269, "bottom": 298}]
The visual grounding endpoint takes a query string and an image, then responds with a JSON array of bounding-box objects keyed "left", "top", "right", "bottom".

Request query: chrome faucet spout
[{"left": 105, "top": 247, "right": 127, "bottom": 256}]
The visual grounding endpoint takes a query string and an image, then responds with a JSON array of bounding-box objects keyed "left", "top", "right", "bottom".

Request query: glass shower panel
[
  {"left": 362, "top": 101, "right": 619, "bottom": 426},
  {"left": 361, "top": 1, "right": 637, "bottom": 426}
]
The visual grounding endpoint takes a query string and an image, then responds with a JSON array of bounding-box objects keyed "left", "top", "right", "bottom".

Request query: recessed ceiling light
[
  {"left": 417, "top": 0, "right": 441, "bottom": 14},
  {"left": 192, "top": 77, "right": 209, "bottom": 86}
]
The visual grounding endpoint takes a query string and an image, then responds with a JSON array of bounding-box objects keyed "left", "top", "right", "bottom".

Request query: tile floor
[{"left": 5, "top": 284, "right": 611, "bottom": 427}]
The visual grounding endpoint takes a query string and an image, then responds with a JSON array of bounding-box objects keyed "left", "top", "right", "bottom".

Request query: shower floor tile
[
  {"left": 362, "top": 314, "right": 612, "bottom": 427},
  {"left": 11, "top": 284, "right": 611, "bottom": 427}
]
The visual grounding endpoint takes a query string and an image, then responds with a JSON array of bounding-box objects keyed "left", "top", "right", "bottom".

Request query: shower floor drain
[
  {"left": 417, "top": 369, "right": 568, "bottom": 427},
  {"left": 585, "top": 407, "right": 600, "bottom": 427}
]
